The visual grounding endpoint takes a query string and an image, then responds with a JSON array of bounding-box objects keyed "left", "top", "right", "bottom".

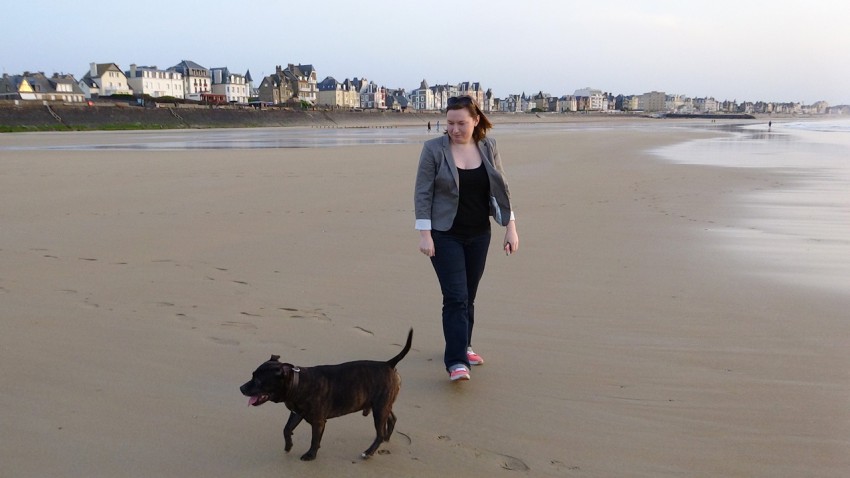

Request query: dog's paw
[{"left": 300, "top": 452, "right": 317, "bottom": 461}]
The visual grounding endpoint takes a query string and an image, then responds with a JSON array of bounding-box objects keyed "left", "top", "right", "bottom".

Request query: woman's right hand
[{"left": 418, "top": 231, "right": 435, "bottom": 257}]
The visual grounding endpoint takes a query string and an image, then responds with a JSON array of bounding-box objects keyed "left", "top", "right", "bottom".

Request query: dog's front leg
[
  {"left": 283, "top": 412, "right": 302, "bottom": 453},
  {"left": 300, "top": 419, "right": 326, "bottom": 461}
]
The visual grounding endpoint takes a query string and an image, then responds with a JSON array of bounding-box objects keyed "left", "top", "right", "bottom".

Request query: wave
[{"left": 781, "top": 119, "right": 850, "bottom": 133}]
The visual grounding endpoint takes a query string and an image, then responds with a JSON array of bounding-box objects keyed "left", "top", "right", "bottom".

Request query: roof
[
  {"left": 169, "top": 60, "right": 209, "bottom": 76},
  {"left": 317, "top": 76, "right": 340, "bottom": 91},
  {"left": 81, "top": 63, "right": 124, "bottom": 81},
  {"left": 5, "top": 72, "right": 85, "bottom": 95}
]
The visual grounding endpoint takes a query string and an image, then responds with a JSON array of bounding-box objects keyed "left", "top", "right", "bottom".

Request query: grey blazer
[{"left": 414, "top": 135, "right": 514, "bottom": 231}]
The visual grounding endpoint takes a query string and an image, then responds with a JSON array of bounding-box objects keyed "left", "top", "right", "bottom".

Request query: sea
[{"left": 653, "top": 118, "right": 850, "bottom": 293}]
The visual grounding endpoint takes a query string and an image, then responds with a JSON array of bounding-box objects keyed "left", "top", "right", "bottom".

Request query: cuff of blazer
[
  {"left": 415, "top": 219, "right": 432, "bottom": 230},
  {"left": 509, "top": 211, "right": 516, "bottom": 221}
]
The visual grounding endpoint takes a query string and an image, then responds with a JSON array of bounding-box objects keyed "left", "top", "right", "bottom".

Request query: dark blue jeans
[{"left": 430, "top": 230, "right": 491, "bottom": 370}]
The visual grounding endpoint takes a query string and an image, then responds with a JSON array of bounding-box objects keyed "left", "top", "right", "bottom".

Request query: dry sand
[{"left": 1, "top": 123, "right": 848, "bottom": 477}]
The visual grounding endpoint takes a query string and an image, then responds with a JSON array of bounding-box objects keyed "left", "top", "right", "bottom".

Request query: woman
[{"left": 414, "top": 95, "right": 519, "bottom": 381}]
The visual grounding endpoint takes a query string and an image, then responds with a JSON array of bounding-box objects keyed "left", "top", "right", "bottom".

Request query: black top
[{"left": 449, "top": 162, "right": 491, "bottom": 237}]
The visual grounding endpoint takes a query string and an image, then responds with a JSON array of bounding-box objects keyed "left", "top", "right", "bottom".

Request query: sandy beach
[{"left": 2, "top": 122, "right": 848, "bottom": 477}]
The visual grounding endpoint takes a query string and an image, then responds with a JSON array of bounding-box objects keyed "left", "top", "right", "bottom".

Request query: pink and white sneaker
[
  {"left": 449, "top": 365, "right": 470, "bottom": 381},
  {"left": 466, "top": 348, "right": 484, "bottom": 366}
]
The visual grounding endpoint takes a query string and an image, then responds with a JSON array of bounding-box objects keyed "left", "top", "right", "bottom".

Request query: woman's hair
[{"left": 446, "top": 95, "right": 493, "bottom": 142}]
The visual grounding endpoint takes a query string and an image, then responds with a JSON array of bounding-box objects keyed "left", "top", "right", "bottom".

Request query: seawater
[
  {"left": 654, "top": 118, "right": 850, "bottom": 293},
  {"left": 0, "top": 126, "right": 430, "bottom": 151},
  {"left": 0, "top": 120, "right": 660, "bottom": 151}
]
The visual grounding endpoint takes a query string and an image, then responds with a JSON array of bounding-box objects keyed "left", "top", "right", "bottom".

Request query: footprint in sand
[
  {"left": 436, "top": 435, "right": 529, "bottom": 472},
  {"left": 175, "top": 313, "right": 194, "bottom": 322},
  {"left": 493, "top": 452, "right": 530, "bottom": 472},
  {"left": 280, "top": 307, "right": 331, "bottom": 323},
  {"left": 209, "top": 337, "right": 239, "bottom": 346},
  {"left": 551, "top": 460, "right": 580, "bottom": 472},
  {"left": 353, "top": 326, "right": 374, "bottom": 336},
  {"left": 222, "top": 321, "right": 257, "bottom": 329}
]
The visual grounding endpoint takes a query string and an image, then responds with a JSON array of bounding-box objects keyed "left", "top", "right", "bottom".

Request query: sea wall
[
  {"left": 0, "top": 101, "right": 448, "bottom": 131},
  {"left": 1, "top": 100, "right": 764, "bottom": 132}
]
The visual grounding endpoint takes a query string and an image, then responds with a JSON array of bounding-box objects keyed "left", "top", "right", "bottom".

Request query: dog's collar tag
[{"left": 293, "top": 367, "right": 300, "bottom": 372}]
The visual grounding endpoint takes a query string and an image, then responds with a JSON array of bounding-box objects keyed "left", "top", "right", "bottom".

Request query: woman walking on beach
[{"left": 414, "top": 95, "right": 519, "bottom": 381}]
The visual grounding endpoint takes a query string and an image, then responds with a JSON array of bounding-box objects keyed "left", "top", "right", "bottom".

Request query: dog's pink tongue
[{"left": 248, "top": 396, "right": 259, "bottom": 406}]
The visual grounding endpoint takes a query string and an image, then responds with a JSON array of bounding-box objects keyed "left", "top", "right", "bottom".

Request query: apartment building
[
  {"left": 168, "top": 60, "right": 211, "bottom": 101},
  {"left": 316, "top": 76, "right": 359, "bottom": 108},
  {"left": 210, "top": 67, "right": 249, "bottom": 104},
  {"left": 125, "top": 65, "right": 184, "bottom": 99}
]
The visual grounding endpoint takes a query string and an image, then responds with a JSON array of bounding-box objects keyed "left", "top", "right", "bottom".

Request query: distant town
[{"left": 1, "top": 60, "right": 847, "bottom": 115}]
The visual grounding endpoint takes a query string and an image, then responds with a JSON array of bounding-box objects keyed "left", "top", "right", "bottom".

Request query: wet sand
[{"left": 1, "top": 123, "right": 848, "bottom": 477}]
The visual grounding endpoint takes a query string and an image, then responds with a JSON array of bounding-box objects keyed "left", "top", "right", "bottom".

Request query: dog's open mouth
[{"left": 248, "top": 394, "right": 270, "bottom": 406}]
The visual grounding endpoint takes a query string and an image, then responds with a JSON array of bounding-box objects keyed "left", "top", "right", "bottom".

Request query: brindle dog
[{"left": 240, "top": 329, "right": 412, "bottom": 461}]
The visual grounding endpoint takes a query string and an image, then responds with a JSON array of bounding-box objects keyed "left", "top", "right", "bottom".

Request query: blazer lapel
[
  {"left": 477, "top": 139, "right": 494, "bottom": 170},
  {"left": 441, "top": 136, "right": 459, "bottom": 188}
]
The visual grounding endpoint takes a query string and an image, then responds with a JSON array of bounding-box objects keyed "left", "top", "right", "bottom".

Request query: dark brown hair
[{"left": 446, "top": 95, "right": 492, "bottom": 142}]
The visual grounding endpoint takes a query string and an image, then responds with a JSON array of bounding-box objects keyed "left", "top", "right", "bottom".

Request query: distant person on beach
[
  {"left": 428, "top": 121, "right": 431, "bottom": 132},
  {"left": 769, "top": 121, "right": 772, "bottom": 130},
  {"left": 436, "top": 120, "right": 440, "bottom": 132},
  {"left": 414, "top": 95, "right": 519, "bottom": 382}
]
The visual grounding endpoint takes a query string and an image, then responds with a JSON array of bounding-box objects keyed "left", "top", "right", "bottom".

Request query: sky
[{"left": 4, "top": 0, "right": 849, "bottom": 105}]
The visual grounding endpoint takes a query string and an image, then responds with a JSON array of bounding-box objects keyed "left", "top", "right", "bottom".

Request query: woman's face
[{"left": 446, "top": 108, "right": 479, "bottom": 144}]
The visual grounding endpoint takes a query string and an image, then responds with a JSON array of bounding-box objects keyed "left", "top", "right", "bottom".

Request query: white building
[
  {"left": 694, "top": 97, "right": 718, "bottom": 113},
  {"left": 573, "top": 87, "right": 607, "bottom": 111},
  {"left": 411, "top": 79, "right": 434, "bottom": 110},
  {"left": 79, "top": 62, "right": 132, "bottom": 98},
  {"left": 125, "top": 65, "right": 184, "bottom": 99},
  {"left": 168, "top": 60, "right": 211, "bottom": 101},
  {"left": 210, "top": 67, "right": 249, "bottom": 104}
]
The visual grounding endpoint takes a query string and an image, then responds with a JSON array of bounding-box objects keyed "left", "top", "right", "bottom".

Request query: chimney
[
  {"left": 90, "top": 62, "right": 97, "bottom": 77},
  {"left": 130, "top": 64, "right": 137, "bottom": 77}
]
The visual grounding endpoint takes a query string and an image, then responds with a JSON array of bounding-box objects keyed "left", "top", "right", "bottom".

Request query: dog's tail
[{"left": 387, "top": 328, "right": 413, "bottom": 368}]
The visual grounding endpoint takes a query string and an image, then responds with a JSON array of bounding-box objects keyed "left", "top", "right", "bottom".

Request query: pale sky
[{"left": 5, "top": 0, "right": 849, "bottom": 105}]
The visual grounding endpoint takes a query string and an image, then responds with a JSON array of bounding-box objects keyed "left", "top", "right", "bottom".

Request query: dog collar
[{"left": 290, "top": 366, "right": 301, "bottom": 389}]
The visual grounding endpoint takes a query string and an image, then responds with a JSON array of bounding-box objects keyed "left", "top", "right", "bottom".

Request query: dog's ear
[
  {"left": 275, "top": 363, "right": 301, "bottom": 377},
  {"left": 269, "top": 354, "right": 280, "bottom": 362}
]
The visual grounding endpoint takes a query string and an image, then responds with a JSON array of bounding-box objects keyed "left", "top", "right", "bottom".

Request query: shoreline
[
  {"left": 2, "top": 122, "right": 848, "bottom": 477},
  {"left": 652, "top": 119, "right": 850, "bottom": 295}
]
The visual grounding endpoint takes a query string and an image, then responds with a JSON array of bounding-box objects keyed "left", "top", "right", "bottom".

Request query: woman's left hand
[{"left": 504, "top": 223, "right": 519, "bottom": 255}]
